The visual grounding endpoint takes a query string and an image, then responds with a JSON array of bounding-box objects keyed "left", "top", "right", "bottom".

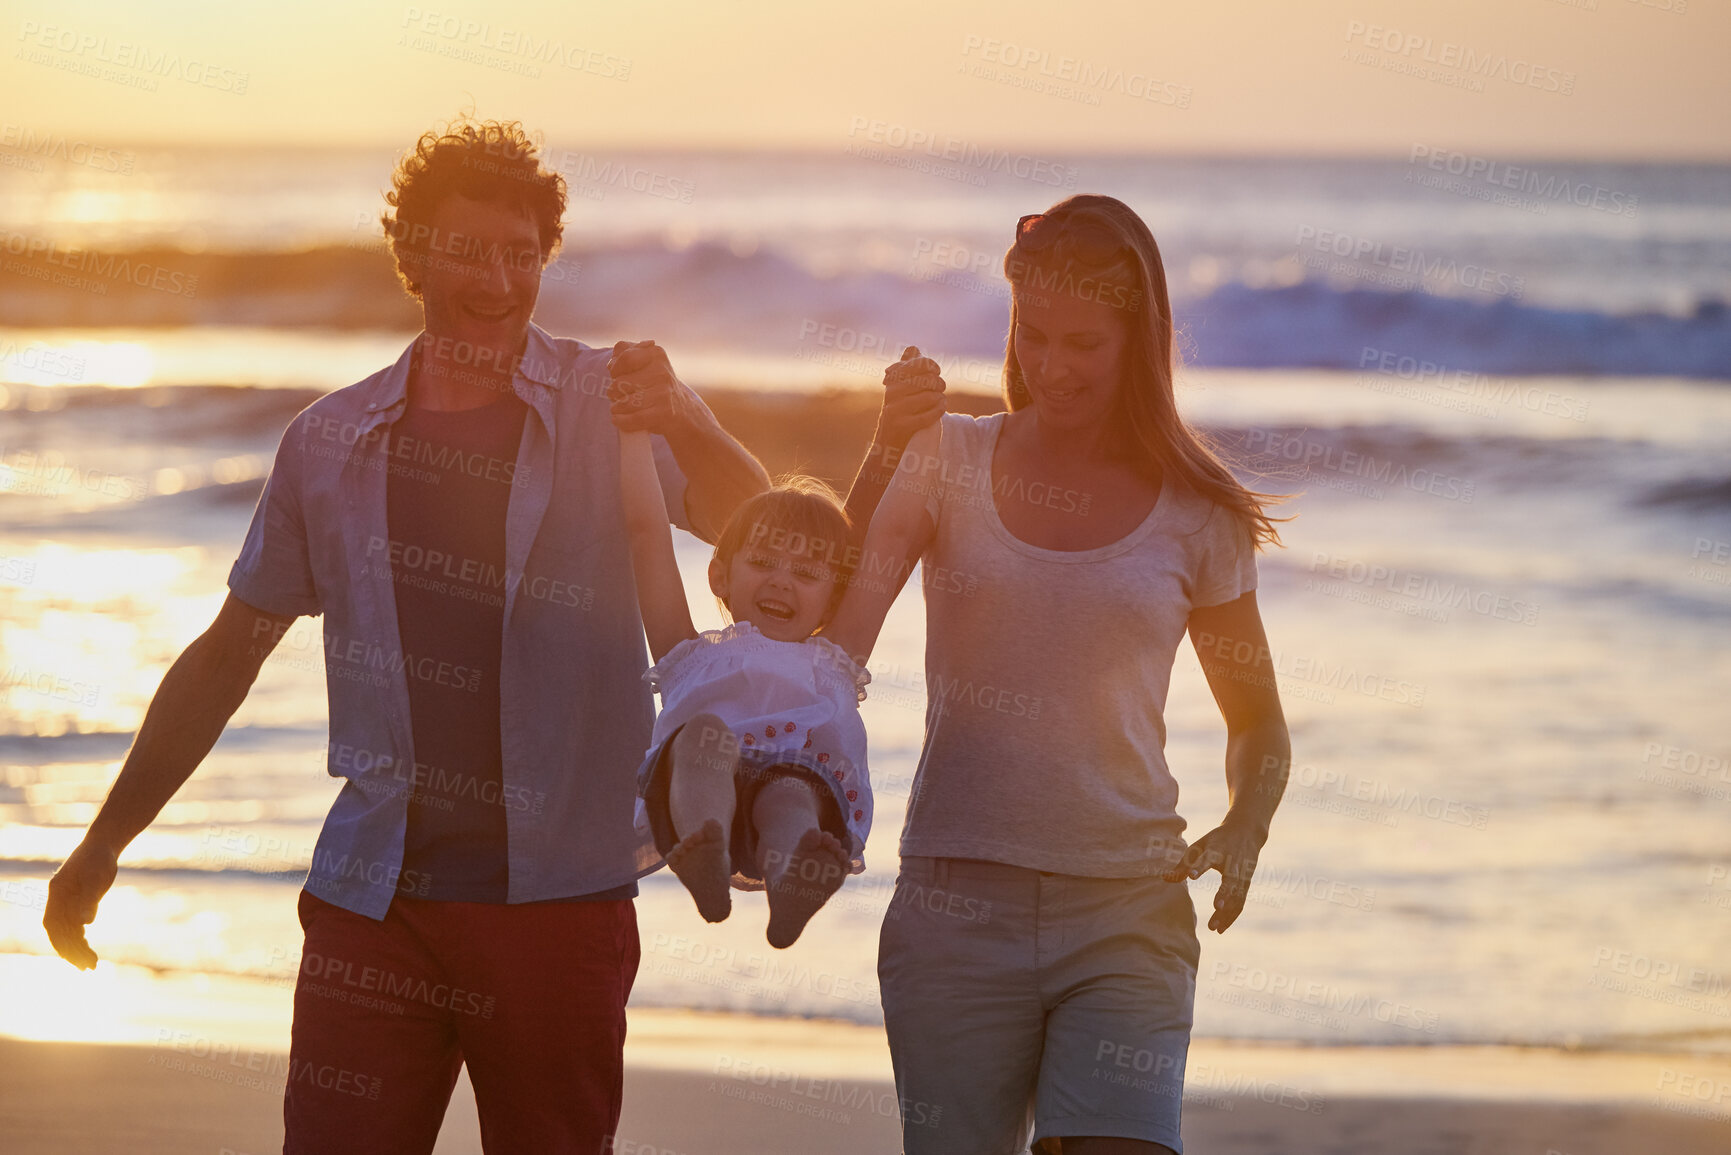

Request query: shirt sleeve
[
  {"left": 1193, "top": 501, "right": 1259, "bottom": 608},
  {"left": 644, "top": 633, "right": 704, "bottom": 697},
  {"left": 809, "top": 636, "right": 872, "bottom": 704},
  {"left": 228, "top": 414, "right": 322, "bottom": 618},
  {"left": 649, "top": 432, "right": 693, "bottom": 534}
]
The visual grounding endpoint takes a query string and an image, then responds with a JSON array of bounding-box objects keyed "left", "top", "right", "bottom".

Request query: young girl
[{"left": 620, "top": 432, "right": 872, "bottom": 948}]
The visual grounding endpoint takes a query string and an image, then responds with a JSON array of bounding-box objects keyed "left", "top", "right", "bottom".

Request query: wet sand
[{"left": 4, "top": 1021, "right": 1729, "bottom": 1154}]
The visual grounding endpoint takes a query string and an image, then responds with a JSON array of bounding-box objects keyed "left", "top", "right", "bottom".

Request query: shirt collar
[{"left": 358, "top": 322, "right": 564, "bottom": 431}]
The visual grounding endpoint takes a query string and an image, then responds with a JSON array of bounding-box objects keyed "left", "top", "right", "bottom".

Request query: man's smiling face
[{"left": 410, "top": 193, "right": 545, "bottom": 365}]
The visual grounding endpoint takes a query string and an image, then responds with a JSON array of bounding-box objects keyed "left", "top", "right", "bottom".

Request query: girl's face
[
  {"left": 1011, "top": 284, "right": 1130, "bottom": 432},
  {"left": 708, "top": 534, "right": 837, "bottom": 642}
]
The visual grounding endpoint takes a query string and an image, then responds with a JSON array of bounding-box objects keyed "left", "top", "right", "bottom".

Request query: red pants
[{"left": 282, "top": 889, "right": 639, "bottom": 1154}]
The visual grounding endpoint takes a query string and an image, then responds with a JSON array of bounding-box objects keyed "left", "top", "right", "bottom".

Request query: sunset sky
[{"left": 2, "top": 0, "right": 1726, "bottom": 157}]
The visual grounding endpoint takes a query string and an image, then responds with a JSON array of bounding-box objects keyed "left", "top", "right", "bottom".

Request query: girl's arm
[
  {"left": 620, "top": 429, "right": 698, "bottom": 662},
  {"left": 824, "top": 422, "right": 941, "bottom": 665}
]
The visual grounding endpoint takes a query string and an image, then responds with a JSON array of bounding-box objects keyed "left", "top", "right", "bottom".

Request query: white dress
[{"left": 634, "top": 622, "right": 873, "bottom": 875}]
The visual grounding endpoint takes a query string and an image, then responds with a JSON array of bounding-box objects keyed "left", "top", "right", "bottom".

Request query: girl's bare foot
[
  {"left": 667, "top": 818, "right": 731, "bottom": 922},
  {"left": 765, "top": 828, "right": 847, "bottom": 949}
]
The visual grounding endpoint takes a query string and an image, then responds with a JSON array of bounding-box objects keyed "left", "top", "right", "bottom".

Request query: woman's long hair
[{"left": 1003, "top": 194, "right": 1286, "bottom": 549}]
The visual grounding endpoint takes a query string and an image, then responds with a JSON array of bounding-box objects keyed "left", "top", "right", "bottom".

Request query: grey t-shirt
[{"left": 899, "top": 412, "right": 1258, "bottom": 877}]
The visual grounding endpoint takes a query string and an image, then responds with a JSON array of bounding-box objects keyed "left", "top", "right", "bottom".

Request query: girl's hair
[
  {"left": 1002, "top": 194, "right": 1287, "bottom": 549},
  {"left": 711, "top": 477, "right": 855, "bottom": 620}
]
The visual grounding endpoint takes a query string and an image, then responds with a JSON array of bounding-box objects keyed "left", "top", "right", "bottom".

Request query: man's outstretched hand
[
  {"left": 608, "top": 340, "right": 699, "bottom": 435},
  {"left": 1162, "top": 821, "right": 1265, "bottom": 934},
  {"left": 44, "top": 839, "right": 119, "bottom": 969}
]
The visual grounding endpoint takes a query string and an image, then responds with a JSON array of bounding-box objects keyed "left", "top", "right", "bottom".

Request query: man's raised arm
[
  {"left": 608, "top": 340, "right": 770, "bottom": 541},
  {"left": 44, "top": 594, "right": 295, "bottom": 969}
]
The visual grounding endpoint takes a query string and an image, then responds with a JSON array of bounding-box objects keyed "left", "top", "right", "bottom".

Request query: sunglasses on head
[{"left": 1015, "top": 212, "right": 1131, "bottom": 265}]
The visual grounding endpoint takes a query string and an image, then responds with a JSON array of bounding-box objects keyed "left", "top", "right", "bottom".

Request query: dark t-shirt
[{"left": 386, "top": 387, "right": 632, "bottom": 903}]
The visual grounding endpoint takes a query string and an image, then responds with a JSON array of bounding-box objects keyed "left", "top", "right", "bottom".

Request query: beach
[
  {"left": 4, "top": 144, "right": 1729, "bottom": 1152},
  {"left": 7, "top": 944, "right": 1729, "bottom": 1151},
  {"left": 5, "top": 1015, "right": 1731, "bottom": 1154},
  {"left": 5, "top": 370, "right": 1731, "bottom": 1154}
]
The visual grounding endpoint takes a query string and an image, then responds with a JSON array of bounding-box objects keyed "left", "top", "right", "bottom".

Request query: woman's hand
[
  {"left": 1162, "top": 819, "right": 1265, "bottom": 934},
  {"left": 843, "top": 348, "right": 946, "bottom": 552},
  {"left": 1178, "top": 593, "right": 1289, "bottom": 935},
  {"left": 874, "top": 346, "right": 946, "bottom": 452}
]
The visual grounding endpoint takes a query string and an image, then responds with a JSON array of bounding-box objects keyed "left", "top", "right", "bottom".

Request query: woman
[{"left": 827, "top": 194, "right": 1291, "bottom": 1154}]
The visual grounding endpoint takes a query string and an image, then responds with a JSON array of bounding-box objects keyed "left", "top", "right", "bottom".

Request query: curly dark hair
[{"left": 381, "top": 118, "right": 567, "bottom": 297}]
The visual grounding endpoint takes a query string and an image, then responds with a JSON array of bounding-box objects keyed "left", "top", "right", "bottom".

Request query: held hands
[
  {"left": 1162, "top": 820, "right": 1265, "bottom": 934},
  {"left": 608, "top": 340, "right": 697, "bottom": 435},
  {"left": 44, "top": 839, "right": 119, "bottom": 969},
  {"left": 875, "top": 346, "right": 945, "bottom": 451}
]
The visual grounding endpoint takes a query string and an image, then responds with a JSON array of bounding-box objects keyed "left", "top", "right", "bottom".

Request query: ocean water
[
  {"left": 1, "top": 150, "right": 1729, "bottom": 1054},
  {"left": 1, "top": 148, "right": 1728, "bottom": 377}
]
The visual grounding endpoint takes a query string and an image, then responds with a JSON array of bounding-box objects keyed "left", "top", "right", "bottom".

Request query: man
[{"left": 42, "top": 118, "right": 768, "bottom": 1152}]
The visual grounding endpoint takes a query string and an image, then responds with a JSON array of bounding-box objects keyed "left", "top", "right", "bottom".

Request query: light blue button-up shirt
[{"left": 229, "top": 324, "right": 688, "bottom": 918}]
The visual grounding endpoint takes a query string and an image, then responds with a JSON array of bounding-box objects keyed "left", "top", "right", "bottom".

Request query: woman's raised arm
[
  {"left": 843, "top": 347, "right": 946, "bottom": 534},
  {"left": 825, "top": 421, "right": 940, "bottom": 665}
]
